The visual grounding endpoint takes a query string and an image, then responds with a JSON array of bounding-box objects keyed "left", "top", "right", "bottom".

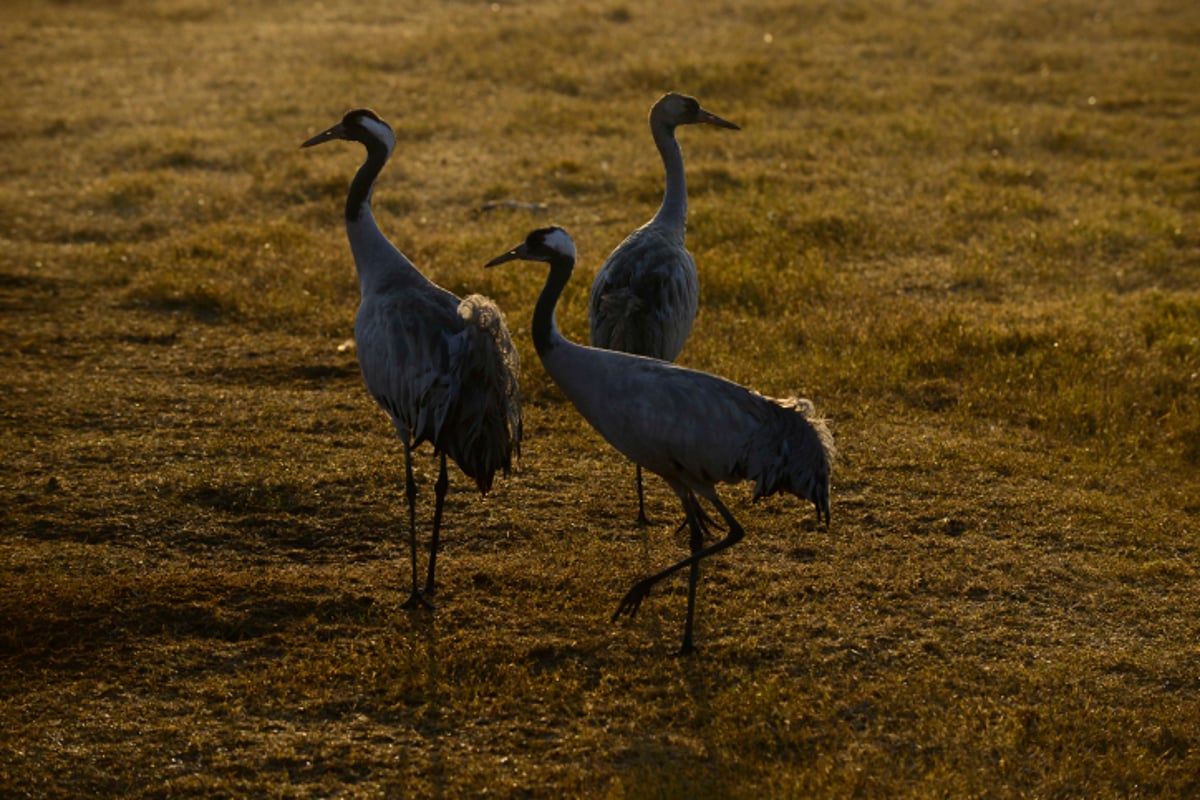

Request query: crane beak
[
  {"left": 485, "top": 244, "right": 527, "bottom": 268},
  {"left": 301, "top": 122, "right": 348, "bottom": 148},
  {"left": 698, "top": 109, "right": 740, "bottom": 131}
]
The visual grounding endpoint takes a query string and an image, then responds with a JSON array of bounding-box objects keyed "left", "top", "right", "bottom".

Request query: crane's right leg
[
  {"left": 424, "top": 453, "right": 448, "bottom": 596},
  {"left": 400, "top": 437, "right": 432, "bottom": 610},
  {"left": 612, "top": 490, "right": 745, "bottom": 652},
  {"left": 679, "top": 493, "right": 708, "bottom": 655}
]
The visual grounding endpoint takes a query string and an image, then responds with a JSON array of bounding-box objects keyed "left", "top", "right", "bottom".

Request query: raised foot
[
  {"left": 611, "top": 577, "right": 656, "bottom": 621},
  {"left": 401, "top": 589, "right": 434, "bottom": 611}
]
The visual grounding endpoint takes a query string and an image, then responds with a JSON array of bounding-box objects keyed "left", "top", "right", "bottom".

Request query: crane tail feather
[
  {"left": 444, "top": 295, "right": 523, "bottom": 493},
  {"left": 747, "top": 396, "right": 835, "bottom": 523}
]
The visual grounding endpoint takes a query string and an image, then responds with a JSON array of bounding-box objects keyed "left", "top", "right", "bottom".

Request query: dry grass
[{"left": 2, "top": 0, "right": 1199, "bottom": 796}]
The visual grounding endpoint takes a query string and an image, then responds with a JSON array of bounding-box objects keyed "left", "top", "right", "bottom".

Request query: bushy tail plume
[
  {"left": 746, "top": 396, "right": 835, "bottom": 525},
  {"left": 443, "top": 295, "right": 522, "bottom": 493}
]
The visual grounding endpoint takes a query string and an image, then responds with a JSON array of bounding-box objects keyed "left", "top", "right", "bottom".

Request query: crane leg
[
  {"left": 672, "top": 496, "right": 719, "bottom": 538},
  {"left": 680, "top": 493, "right": 707, "bottom": 655},
  {"left": 612, "top": 491, "right": 745, "bottom": 652},
  {"left": 424, "top": 453, "right": 448, "bottom": 596},
  {"left": 400, "top": 438, "right": 432, "bottom": 610},
  {"left": 635, "top": 464, "right": 650, "bottom": 526}
]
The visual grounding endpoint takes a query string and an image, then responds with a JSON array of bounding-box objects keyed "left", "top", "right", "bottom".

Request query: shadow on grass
[{"left": 0, "top": 580, "right": 381, "bottom": 672}]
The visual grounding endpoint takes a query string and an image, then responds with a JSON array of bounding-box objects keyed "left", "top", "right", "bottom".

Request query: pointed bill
[
  {"left": 301, "top": 122, "right": 347, "bottom": 148},
  {"left": 698, "top": 108, "right": 739, "bottom": 130},
  {"left": 486, "top": 244, "right": 528, "bottom": 268}
]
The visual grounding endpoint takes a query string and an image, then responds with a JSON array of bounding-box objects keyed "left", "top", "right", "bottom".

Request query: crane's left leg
[
  {"left": 425, "top": 453, "right": 449, "bottom": 595},
  {"left": 400, "top": 438, "right": 433, "bottom": 610}
]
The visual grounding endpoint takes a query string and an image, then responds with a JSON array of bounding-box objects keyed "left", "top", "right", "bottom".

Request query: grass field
[{"left": 2, "top": 0, "right": 1199, "bottom": 796}]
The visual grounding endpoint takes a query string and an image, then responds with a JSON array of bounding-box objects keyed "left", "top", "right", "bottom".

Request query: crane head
[
  {"left": 652, "top": 93, "right": 740, "bottom": 131},
  {"left": 486, "top": 226, "right": 577, "bottom": 268},
  {"left": 301, "top": 108, "right": 394, "bottom": 150}
]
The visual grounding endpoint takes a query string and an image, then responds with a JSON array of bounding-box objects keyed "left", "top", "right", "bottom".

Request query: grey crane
[
  {"left": 488, "top": 227, "right": 833, "bottom": 654},
  {"left": 303, "top": 108, "right": 521, "bottom": 609},
  {"left": 589, "top": 92, "right": 739, "bottom": 525}
]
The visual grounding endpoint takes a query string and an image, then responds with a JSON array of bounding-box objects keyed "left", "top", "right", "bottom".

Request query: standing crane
[
  {"left": 589, "top": 93, "right": 739, "bottom": 525},
  {"left": 303, "top": 109, "right": 522, "bottom": 609},
  {"left": 488, "top": 227, "right": 833, "bottom": 655}
]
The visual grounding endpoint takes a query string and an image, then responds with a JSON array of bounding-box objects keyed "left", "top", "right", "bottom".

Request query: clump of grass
[{"left": 800, "top": 291, "right": 1199, "bottom": 469}]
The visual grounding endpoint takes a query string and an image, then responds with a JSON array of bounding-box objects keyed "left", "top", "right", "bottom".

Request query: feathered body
[
  {"left": 546, "top": 341, "right": 831, "bottom": 516},
  {"left": 489, "top": 226, "right": 833, "bottom": 653},
  {"left": 588, "top": 93, "right": 739, "bottom": 521},
  {"left": 304, "top": 109, "right": 521, "bottom": 607},
  {"left": 356, "top": 278, "right": 520, "bottom": 494},
  {"left": 588, "top": 224, "right": 698, "bottom": 361}
]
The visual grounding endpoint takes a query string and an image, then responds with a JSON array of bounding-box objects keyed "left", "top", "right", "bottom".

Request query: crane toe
[
  {"left": 401, "top": 590, "right": 435, "bottom": 611},
  {"left": 612, "top": 577, "right": 656, "bottom": 621}
]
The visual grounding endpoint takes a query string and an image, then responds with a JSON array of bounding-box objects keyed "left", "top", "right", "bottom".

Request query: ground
[{"left": 2, "top": 0, "right": 1198, "bottom": 796}]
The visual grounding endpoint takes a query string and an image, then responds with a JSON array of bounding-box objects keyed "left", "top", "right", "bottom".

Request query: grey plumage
[
  {"left": 489, "top": 226, "right": 833, "bottom": 654},
  {"left": 588, "top": 230, "right": 697, "bottom": 361},
  {"left": 303, "top": 109, "right": 521, "bottom": 609},
  {"left": 588, "top": 92, "right": 739, "bottom": 523}
]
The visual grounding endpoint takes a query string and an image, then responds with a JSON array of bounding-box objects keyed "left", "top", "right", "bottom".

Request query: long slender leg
[
  {"left": 680, "top": 493, "right": 707, "bottom": 655},
  {"left": 425, "top": 453, "right": 448, "bottom": 595},
  {"left": 612, "top": 490, "right": 744, "bottom": 628},
  {"left": 672, "top": 493, "right": 720, "bottom": 537},
  {"left": 635, "top": 464, "right": 650, "bottom": 526},
  {"left": 400, "top": 437, "right": 432, "bottom": 610}
]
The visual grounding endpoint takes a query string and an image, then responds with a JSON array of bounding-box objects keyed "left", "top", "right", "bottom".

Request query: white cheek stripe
[
  {"left": 360, "top": 116, "right": 395, "bottom": 152},
  {"left": 543, "top": 227, "right": 576, "bottom": 261}
]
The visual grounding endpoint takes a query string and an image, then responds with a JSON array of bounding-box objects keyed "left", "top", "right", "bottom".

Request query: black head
[
  {"left": 486, "top": 226, "right": 577, "bottom": 268},
  {"left": 651, "top": 92, "right": 740, "bottom": 131},
  {"left": 301, "top": 108, "right": 393, "bottom": 149}
]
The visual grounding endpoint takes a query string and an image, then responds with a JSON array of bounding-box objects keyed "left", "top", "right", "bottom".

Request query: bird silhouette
[
  {"left": 589, "top": 93, "right": 739, "bottom": 524},
  {"left": 489, "top": 226, "right": 833, "bottom": 654},
  {"left": 303, "top": 108, "right": 521, "bottom": 609}
]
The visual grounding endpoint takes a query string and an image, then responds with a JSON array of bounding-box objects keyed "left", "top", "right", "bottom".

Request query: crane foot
[
  {"left": 612, "top": 577, "right": 655, "bottom": 621},
  {"left": 401, "top": 590, "right": 434, "bottom": 611}
]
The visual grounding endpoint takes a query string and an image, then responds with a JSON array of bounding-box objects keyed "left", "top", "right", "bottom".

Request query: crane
[
  {"left": 589, "top": 92, "right": 739, "bottom": 524},
  {"left": 488, "top": 226, "right": 833, "bottom": 654},
  {"left": 303, "top": 108, "right": 522, "bottom": 609}
]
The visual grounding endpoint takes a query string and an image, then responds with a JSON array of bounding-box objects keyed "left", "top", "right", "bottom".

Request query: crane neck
[
  {"left": 346, "top": 136, "right": 391, "bottom": 224},
  {"left": 342, "top": 134, "right": 425, "bottom": 292},
  {"left": 650, "top": 121, "right": 687, "bottom": 234},
  {"left": 532, "top": 255, "right": 575, "bottom": 360}
]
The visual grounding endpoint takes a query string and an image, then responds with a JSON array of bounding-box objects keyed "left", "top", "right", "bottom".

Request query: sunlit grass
[{"left": 2, "top": 0, "right": 1198, "bottom": 796}]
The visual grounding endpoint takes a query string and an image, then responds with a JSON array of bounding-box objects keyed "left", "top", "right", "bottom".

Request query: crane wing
[
  {"left": 354, "top": 285, "right": 464, "bottom": 447},
  {"left": 588, "top": 228, "right": 699, "bottom": 361},
  {"left": 547, "top": 346, "right": 760, "bottom": 483},
  {"left": 545, "top": 343, "right": 832, "bottom": 514}
]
